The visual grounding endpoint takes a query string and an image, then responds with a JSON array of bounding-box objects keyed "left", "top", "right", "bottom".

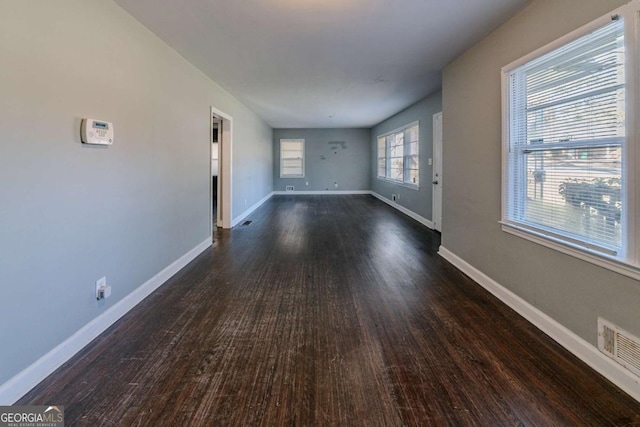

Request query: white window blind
[
  {"left": 377, "top": 123, "right": 419, "bottom": 187},
  {"left": 280, "top": 139, "right": 305, "bottom": 178},
  {"left": 405, "top": 125, "right": 419, "bottom": 185},
  {"left": 377, "top": 136, "right": 386, "bottom": 178},
  {"left": 389, "top": 132, "right": 404, "bottom": 181},
  {"left": 504, "top": 18, "right": 625, "bottom": 255}
]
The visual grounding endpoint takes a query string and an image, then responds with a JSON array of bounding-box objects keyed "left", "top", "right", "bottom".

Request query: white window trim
[
  {"left": 280, "top": 138, "right": 305, "bottom": 178},
  {"left": 376, "top": 177, "right": 421, "bottom": 191},
  {"left": 500, "top": 0, "right": 640, "bottom": 281},
  {"left": 501, "top": 223, "right": 640, "bottom": 281},
  {"left": 376, "top": 121, "right": 420, "bottom": 189}
]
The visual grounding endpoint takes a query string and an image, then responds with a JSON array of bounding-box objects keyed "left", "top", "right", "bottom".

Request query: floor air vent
[
  {"left": 598, "top": 317, "right": 640, "bottom": 378},
  {"left": 242, "top": 220, "right": 252, "bottom": 226}
]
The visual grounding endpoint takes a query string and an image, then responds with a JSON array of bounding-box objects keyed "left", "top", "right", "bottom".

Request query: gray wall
[
  {"left": 273, "top": 129, "right": 370, "bottom": 191},
  {"left": 0, "top": 0, "right": 272, "bottom": 385},
  {"left": 442, "top": 0, "right": 640, "bottom": 346},
  {"left": 371, "top": 92, "right": 442, "bottom": 220}
]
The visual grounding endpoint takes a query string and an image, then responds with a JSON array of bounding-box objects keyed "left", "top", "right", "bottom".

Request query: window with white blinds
[
  {"left": 503, "top": 15, "right": 627, "bottom": 260},
  {"left": 377, "top": 136, "right": 386, "bottom": 178},
  {"left": 280, "top": 139, "right": 305, "bottom": 178},
  {"left": 377, "top": 122, "right": 419, "bottom": 187},
  {"left": 405, "top": 125, "right": 419, "bottom": 185}
]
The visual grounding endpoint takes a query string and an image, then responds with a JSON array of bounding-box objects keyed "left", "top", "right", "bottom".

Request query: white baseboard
[
  {"left": 231, "top": 192, "right": 274, "bottom": 227},
  {"left": 0, "top": 238, "right": 212, "bottom": 405},
  {"left": 273, "top": 190, "right": 371, "bottom": 196},
  {"left": 370, "top": 192, "right": 434, "bottom": 229},
  {"left": 438, "top": 246, "right": 640, "bottom": 403}
]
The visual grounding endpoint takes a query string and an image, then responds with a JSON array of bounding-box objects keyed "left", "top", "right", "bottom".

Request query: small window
[
  {"left": 377, "top": 122, "right": 419, "bottom": 187},
  {"left": 280, "top": 139, "right": 305, "bottom": 178}
]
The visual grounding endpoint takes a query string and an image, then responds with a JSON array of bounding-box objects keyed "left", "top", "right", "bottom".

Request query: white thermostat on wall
[{"left": 81, "top": 118, "right": 114, "bottom": 145}]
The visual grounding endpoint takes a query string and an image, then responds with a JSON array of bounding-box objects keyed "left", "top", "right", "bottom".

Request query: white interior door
[
  {"left": 211, "top": 107, "right": 233, "bottom": 231},
  {"left": 432, "top": 112, "right": 443, "bottom": 232}
]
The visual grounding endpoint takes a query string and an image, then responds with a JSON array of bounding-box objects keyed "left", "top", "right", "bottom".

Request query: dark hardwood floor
[{"left": 20, "top": 195, "right": 640, "bottom": 425}]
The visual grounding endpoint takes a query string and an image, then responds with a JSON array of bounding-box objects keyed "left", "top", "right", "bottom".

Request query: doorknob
[{"left": 432, "top": 180, "right": 439, "bottom": 185}]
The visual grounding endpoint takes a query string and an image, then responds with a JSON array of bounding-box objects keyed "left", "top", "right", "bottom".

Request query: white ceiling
[{"left": 114, "top": 0, "right": 530, "bottom": 128}]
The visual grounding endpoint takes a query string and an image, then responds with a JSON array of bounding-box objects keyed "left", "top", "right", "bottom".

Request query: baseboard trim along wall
[
  {"left": 438, "top": 246, "right": 640, "bottom": 403},
  {"left": 0, "top": 238, "right": 213, "bottom": 405},
  {"left": 272, "top": 190, "right": 371, "bottom": 196},
  {"left": 370, "top": 192, "right": 434, "bottom": 229},
  {"left": 231, "top": 192, "right": 274, "bottom": 227}
]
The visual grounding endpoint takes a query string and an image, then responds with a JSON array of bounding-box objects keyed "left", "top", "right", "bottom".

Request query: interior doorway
[
  {"left": 211, "top": 117, "right": 220, "bottom": 229},
  {"left": 211, "top": 107, "right": 233, "bottom": 236},
  {"left": 432, "top": 112, "right": 443, "bottom": 232}
]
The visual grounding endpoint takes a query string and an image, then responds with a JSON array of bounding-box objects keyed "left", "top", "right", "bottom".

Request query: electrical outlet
[
  {"left": 96, "top": 277, "right": 106, "bottom": 295},
  {"left": 306, "top": 181, "right": 309, "bottom": 186},
  {"left": 334, "top": 182, "right": 338, "bottom": 188},
  {"left": 392, "top": 194, "right": 397, "bottom": 202},
  {"left": 96, "top": 276, "right": 111, "bottom": 300}
]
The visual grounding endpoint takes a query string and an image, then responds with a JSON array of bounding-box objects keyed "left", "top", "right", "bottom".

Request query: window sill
[
  {"left": 500, "top": 222, "right": 640, "bottom": 282},
  {"left": 280, "top": 175, "right": 305, "bottom": 179},
  {"left": 376, "top": 177, "right": 420, "bottom": 191}
]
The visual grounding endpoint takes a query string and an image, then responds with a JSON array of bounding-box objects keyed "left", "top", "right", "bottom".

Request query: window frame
[
  {"left": 376, "top": 121, "right": 420, "bottom": 189},
  {"left": 500, "top": 2, "right": 640, "bottom": 280},
  {"left": 280, "top": 139, "right": 305, "bottom": 178}
]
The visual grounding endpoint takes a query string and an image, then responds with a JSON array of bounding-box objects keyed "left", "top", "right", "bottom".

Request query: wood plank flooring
[{"left": 19, "top": 195, "right": 640, "bottom": 425}]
